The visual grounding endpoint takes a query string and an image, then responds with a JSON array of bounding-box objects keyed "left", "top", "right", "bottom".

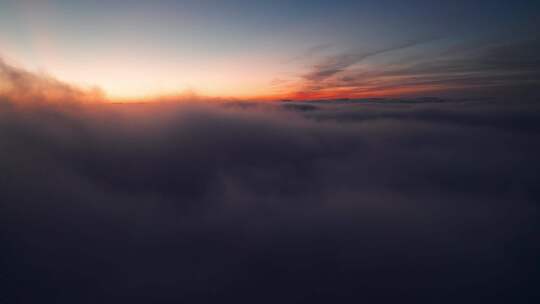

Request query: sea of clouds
[{"left": 1, "top": 59, "right": 539, "bottom": 303}]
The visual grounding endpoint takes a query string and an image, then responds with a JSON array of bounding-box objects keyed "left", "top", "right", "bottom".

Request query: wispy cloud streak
[{"left": 292, "top": 38, "right": 540, "bottom": 99}]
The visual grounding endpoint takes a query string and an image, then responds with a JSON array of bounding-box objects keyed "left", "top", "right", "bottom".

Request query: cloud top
[{"left": 2, "top": 89, "right": 539, "bottom": 302}]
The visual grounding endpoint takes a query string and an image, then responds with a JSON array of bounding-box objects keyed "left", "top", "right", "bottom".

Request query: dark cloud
[{"left": 1, "top": 92, "right": 540, "bottom": 303}]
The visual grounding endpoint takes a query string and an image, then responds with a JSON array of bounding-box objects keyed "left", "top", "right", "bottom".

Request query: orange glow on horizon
[{"left": 1, "top": 52, "right": 453, "bottom": 104}]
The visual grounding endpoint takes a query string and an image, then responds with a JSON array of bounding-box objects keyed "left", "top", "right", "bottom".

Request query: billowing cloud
[
  {"left": 0, "top": 58, "right": 105, "bottom": 104},
  {"left": 1, "top": 87, "right": 539, "bottom": 302}
]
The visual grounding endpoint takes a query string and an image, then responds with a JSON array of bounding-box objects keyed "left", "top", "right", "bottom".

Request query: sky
[{"left": 0, "top": 0, "right": 539, "bottom": 99}]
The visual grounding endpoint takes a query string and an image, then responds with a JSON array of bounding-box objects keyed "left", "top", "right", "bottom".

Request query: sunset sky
[{"left": 1, "top": 0, "right": 539, "bottom": 100}]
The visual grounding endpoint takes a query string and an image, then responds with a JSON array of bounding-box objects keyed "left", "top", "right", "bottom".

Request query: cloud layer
[{"left": 2, "top": 91, "right": 540, "bottom": 303}]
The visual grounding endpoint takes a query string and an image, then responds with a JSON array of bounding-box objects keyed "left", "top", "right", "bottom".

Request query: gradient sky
[{"left": 0, "top": 0, "right": 539, "bottom": 100}]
